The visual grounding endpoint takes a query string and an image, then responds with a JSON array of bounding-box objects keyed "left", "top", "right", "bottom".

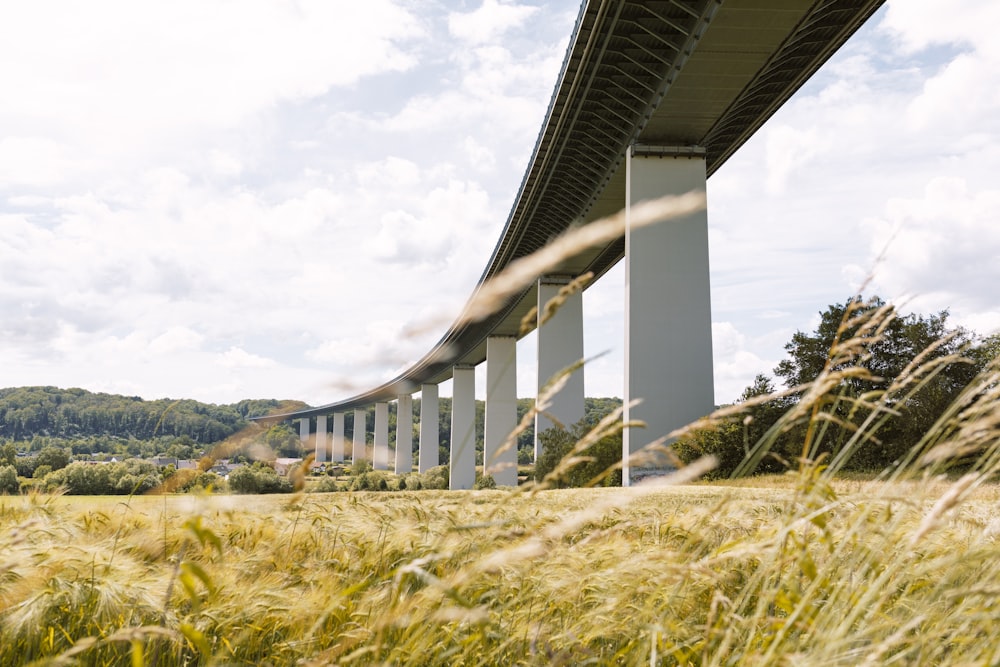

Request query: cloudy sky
[{"left": 1, "top": 0, "right": 998, "bottom": 407}]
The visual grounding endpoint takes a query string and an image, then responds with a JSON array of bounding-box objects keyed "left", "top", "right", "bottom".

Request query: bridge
[{"left": 256, "top": 0, "right": 886, "bottom": 488}]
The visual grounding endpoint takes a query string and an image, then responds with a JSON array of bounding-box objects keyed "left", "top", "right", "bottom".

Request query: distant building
[{"left": 273, "top": 458, "right": 303, "bottom": 476}]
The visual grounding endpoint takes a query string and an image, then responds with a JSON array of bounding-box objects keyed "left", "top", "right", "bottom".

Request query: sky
[{"left": 1, "top": 0, "right": 998, "bottom": 408}]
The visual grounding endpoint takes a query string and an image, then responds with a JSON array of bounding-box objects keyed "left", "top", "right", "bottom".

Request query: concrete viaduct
[{"left": 255, "top": 0, "right": 886, "bottom": 488}]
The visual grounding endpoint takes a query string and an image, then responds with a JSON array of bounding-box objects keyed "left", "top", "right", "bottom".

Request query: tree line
[{"left": 0, "top": 386, "right": 307, "bottom": 449}]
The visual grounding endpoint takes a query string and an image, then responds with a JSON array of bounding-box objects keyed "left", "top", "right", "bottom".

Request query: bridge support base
[{"left": 624, "top": 148, "right": 714, "bottom": 486}]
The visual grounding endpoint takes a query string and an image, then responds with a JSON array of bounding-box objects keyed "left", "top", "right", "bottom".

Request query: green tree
[
  {"left": 674, "top": 374, "right": 791, "bottom": 478},
  {"left": 228, "top": 462, "right": 291, "bottom": 494},
  {"left": 533, "top": 418, "right": 622, "bottom": 488},
  {"left": 0, "top": 442, "right": 15, "bottom": 466},
  {"left": 36, "top": 446, "right": 70, "bottom": 471},
  {"left": 263, "top": 423, "right": 300, "bottom": 457},
  {"left": 0, "top": 465, "right": 18, "bottom": 495},
  {"left": 774, "top": 297, "right": 979, "bottom": 470},
  {"left": 676, "top": 296, "right": 992, "bottom": 477}
]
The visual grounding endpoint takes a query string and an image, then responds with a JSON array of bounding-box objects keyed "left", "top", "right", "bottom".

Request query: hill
[{"left": 0, "top": 386, "right": 308, "bottom": 443}]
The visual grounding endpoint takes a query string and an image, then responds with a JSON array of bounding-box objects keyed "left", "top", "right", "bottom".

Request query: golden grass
[{"left": 3, "top": 468, "right": 1000, "bottom": 665}]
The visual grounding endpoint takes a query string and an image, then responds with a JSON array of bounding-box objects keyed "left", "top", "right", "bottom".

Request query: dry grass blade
[{"left": 459, "top": 191, "right": 705, "bottom": 326}]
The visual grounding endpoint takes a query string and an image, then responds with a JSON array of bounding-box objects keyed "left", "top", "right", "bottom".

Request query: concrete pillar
[
  {"left": 485, "top": 336, "right": 518, "bottom": 486},
  {"left": 624, "top": 146, "right": 714, "bottom": 486},
  {"left": 418, "top": 383, "right": 439, "bottom": 473},
  {"left": 450, "top": 365, "right": 476, "bottom": 490},
  {"left": 395, "top": 394, "right": 413, "bottom": 475},
  {"left": 332, "top": 412, "right": 345, "bottom": 463},
  {"left": 535, "top": 276, "right": 585, "bottom": 460},
  {"left": 315, "top": 414, "right": 328, "bottom": 463},
  {"left": 299, "top": 417, "right": 310, "bottom": 453},
  {"left": 374, "top": 402, "right": 389, "bottom": 470},
  {"left": 353, "top": 408, "right": 367, "bottom": 464}
]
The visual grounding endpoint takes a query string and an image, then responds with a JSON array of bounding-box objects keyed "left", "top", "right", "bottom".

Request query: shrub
[
  {"left": 420, "top": 465, "right": 449, "bottom": 490},
  {"left": 534, "top": 420, "right": 622, "bottom": 488},
  {"left": 0, "top": 465, "right": 18, "bottom": 495},
  {"left": 308, "top": 477, "right": 342, "bottom": 493},
  {"left": 473, "top": 472, "right": 497, "bottom": 490},
  {"left": 351, "top": 459, "right": 373, "bottom": 476},
  {"left": 228, "top": 462, "right": 292, "bottom": 494},
  {"left": 350, "top": 471, "right": 392, "bottom": 492}
]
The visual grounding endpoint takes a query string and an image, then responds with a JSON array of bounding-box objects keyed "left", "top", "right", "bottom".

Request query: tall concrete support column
[
  {"left": 315, "top": 415, "right": 328, "bottom": 463},
  {"left": 450, "top": 365, "right": 476, "bottom": 490},
  {"left": 624, "top": 146, "right": 714, "bottom": 486},
  {"left": 418, "top": 384, "right": 439, "bottom": 473},
  {"left": 374, "top": 402, "right": 389, "bottom": 470},
  {"left": 353, "top": 408, "right": 368, "bottom": 464},
  {"left": 535, "top": 276, "right": 585, "bottom": 460},
  {"left": 485, "top": 336, "right": 518, "bottom": 486},
  {"left": 299, "top": 418, "right": 310, "bottom": 451},
  {"left": 395, "top": 394, "right": 413, "bottom": 475},
  {"left": 332, "top": 413, "right": 345, "bottom": 463}
]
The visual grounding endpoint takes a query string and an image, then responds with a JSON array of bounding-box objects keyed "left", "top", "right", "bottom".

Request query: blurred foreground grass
[{"left": 4, "top": 471, "right": 1000, "bottom": 665}]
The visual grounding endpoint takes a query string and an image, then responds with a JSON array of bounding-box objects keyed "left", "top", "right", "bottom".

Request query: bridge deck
[{"left": 261, "top": 0, "right": 885, "bottom": 421}]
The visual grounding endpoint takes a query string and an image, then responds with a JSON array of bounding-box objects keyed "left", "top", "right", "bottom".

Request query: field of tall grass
[{"left": 3, "top": 456, "right": 1000, "bottom": 665}]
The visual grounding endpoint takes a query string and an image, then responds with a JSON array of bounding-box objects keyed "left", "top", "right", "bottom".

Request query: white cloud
[
  {"left": 865, "top": 177, "right": 1000, "bottom": 328},
  {"left": 217, "top": 347, "right": 276, "bottom": 370},
  {"left": 448, "top": 0, "right": 539, "bottom": 45},
  {"left": 463, "top": 136, "right": 496, "bottom": 171},
  {"left": 0, "top": 137, "right": 82, "bottom": 188},
  {"left": 149, "top": 327, "right": 204, "bottom": 355},
  {"left": 712, "top": 322, "right": 776, "bottom": 403}
]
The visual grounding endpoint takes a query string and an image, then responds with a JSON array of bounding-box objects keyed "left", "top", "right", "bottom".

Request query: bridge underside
[{"left": 258, "top": 0, "right": 884, "bottom": 423}]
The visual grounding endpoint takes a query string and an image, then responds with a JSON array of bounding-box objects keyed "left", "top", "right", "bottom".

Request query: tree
[
  {"left": 0, "top": 465, "right": 18, "bottom": 495},
  {"left": 0, "top": 442, "right": 15, "bottom": 466},
  {"left": 674, "top": 374, "right": 793, "bottom": 479},
  {"left": 533, "top": 418, "right": 622, "bottom": 488},
  {"left": 263, "top": 423, "right": 300, "bottom": 457},
  {"left": 36, "top": 446, "right": 70, "bottom": 471},
  {"left": 774, "top": 297, "right": 979, "bottom": 470},
  {"left": 228, "top": 462, "right": 292, "bottom": 494},
  {"left": 676, "top": 296, "right": 994, "bottom": 477}
]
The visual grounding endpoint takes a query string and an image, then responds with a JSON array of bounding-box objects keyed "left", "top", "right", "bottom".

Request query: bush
[
  {"left": 420, "top": 465, "right": 449, "bottom": 490},
  {"left": 473, "top": 472, "right": 497, "bottom": 490},
  {"left": 308, "top": 477, "right": 342, "bottom": 493},
  {"left": 533, "top": 420, "right": 622, "bottom": 488},
  {"left": 175, "top": 470, "right": 226, "bottom": 493},
  {"left": 0, "top": 465, "right": 18, "bottom": 495},
  {"left": 673, "top": 375, "right": 791, "bottom": 479},
  {"left": 351, "top": 459, "right": 373, "bottom": 476},
  {"left": 350, "top": 470, "right": 392, "bottom": 492},
  {"left": 42, "top": 460, "right": 161, "bottom": 495},
  {"left": 228, "top": 462, "right": 292, "bottom": 494}
]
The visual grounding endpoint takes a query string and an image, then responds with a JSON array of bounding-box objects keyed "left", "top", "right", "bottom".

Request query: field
[{"left": 4, "top": 469, "right": 1000, "bottom": 666}]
